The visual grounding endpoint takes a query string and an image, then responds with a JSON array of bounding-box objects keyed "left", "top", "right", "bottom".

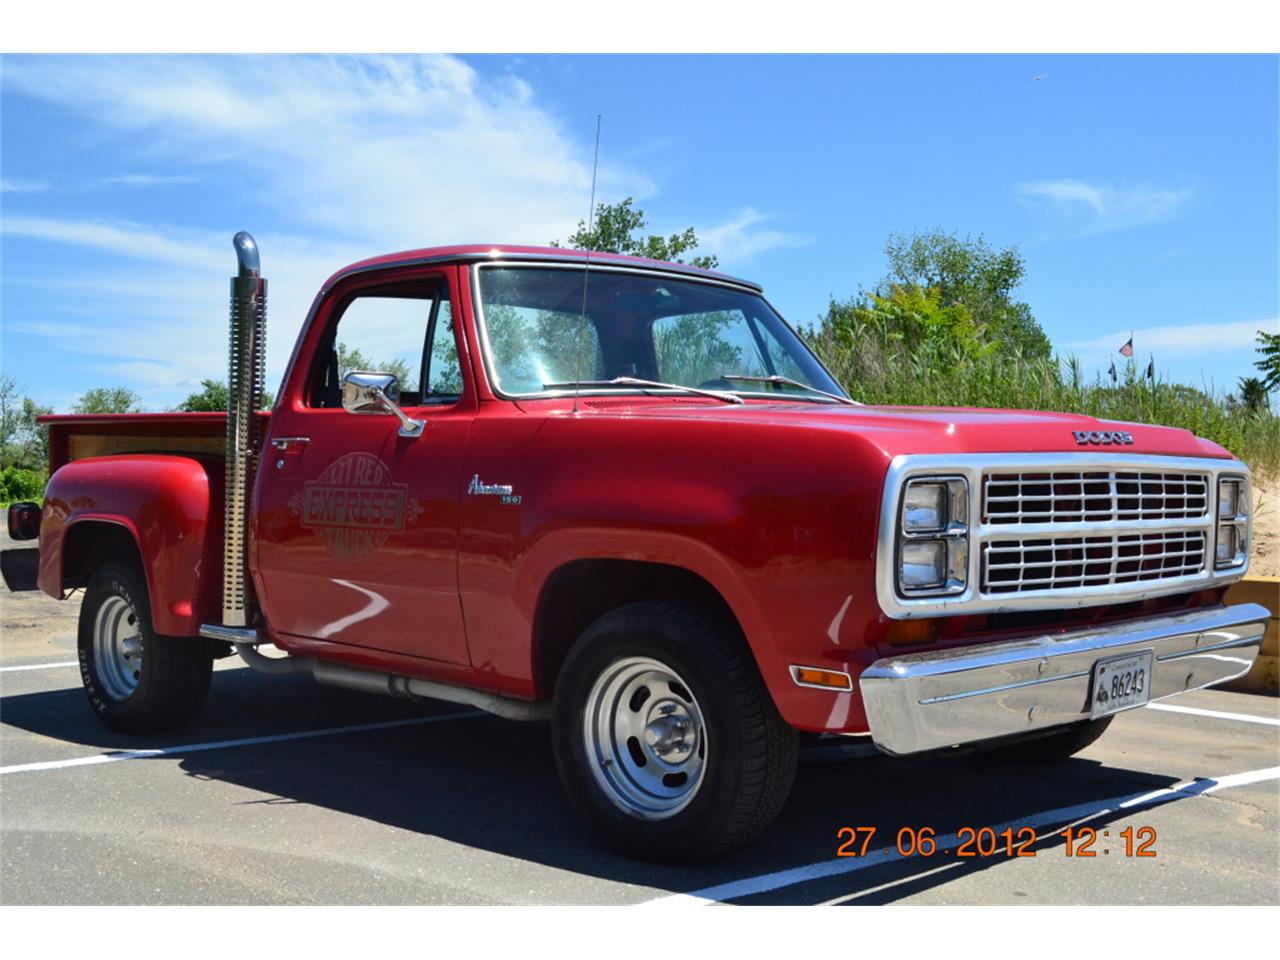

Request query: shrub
[
  {"left": 0, "top": 465, "right": 47, "bottom": 504},
  {"left": 804, "top": 322, "right": 1280, "bottom": 477}
]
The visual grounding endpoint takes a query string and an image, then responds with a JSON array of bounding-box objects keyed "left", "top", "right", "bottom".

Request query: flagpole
[{"left": 1148, "top": 354, "right": 1155, "bottom": 423}]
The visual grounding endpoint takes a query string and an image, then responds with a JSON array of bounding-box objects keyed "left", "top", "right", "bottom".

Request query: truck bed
[{"left": 40, "top": 412, "right": 271, "bottom": 472}]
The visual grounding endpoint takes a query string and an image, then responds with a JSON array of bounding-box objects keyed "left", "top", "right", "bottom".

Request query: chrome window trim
[
  {"left": 875, "top": 453, "right": 1252, "bottom": 619},
  {"left": 469, "top": 260, "right": 845, "bottom": 403},
  {"left": 326, "top": 249, "right": 763, "bottom": 297}
]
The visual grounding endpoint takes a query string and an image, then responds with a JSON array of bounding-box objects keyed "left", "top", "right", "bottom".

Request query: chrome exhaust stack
[{"left": 222, "top": 231, "right": 267, "bottom": 628}]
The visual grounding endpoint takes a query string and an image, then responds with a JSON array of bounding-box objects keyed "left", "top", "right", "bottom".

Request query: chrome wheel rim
[
  {"left": 583, "top": 656, "right": 707, "bottom": 820},
  {"left": 93, "top": 595, "right": 143, "bottom": 701}
]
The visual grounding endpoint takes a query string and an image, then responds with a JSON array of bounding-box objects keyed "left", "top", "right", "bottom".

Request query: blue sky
[{"left": 2, "top": 54, "right": 1276, "bottom": 412}]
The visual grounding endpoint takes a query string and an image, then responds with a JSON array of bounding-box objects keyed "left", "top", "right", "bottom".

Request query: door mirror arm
[{"left": 341, "top": 372, "right": 425, "bottom": 438}]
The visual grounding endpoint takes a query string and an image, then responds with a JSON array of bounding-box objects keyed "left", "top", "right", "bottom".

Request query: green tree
[
  {"left": 72, "top": 387, "right": 142, "bottom": 415},
  {"left": 1237, "top": 376, "right": 1270, "bottom": 413},
  {"left": 0, "top": 375, "right": 22, "bottom": 461},
  {"left": 1255, "top": 328, "right": 1280, "bottom": 392},
  {"left": 876, "top": 229, "right": 1050, "bottom": 360},
  {"left": 553, "top": 197, "right": 719, "bottom": 270},
  {"left": 13, "top": 397, "right": 53, "bottom": 468},
  {"left": 176, "top": 378, "right": 274, "bottom": 412},
  {"left": 1, "top": 376, "right": 52, "bottom": 470},
  {"left": 827, "top": 284, "right": 989, "bottom": 360},
  {"left": 178, "top": 379, "right": 229, "bottom": 412},
  {"left": 336, "top": 342, "right": 413, "bottom": 389}
]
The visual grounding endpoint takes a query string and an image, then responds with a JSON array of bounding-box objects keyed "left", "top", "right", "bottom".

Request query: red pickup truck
[{"left": 6, "top": 233, "right": 1265, "bottom": 860}]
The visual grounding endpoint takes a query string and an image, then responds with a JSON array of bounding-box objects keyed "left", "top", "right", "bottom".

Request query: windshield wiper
[
  {"left": 544, "top": 376, "right": 744, "bottom": 405},
  {"left": 717, "top": 374, "right": 860, "bottom": 406}
]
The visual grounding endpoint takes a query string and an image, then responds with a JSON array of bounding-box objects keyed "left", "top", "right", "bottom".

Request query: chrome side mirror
[{"left": 341, "top": 371, "right": 424, "bottom": 438}]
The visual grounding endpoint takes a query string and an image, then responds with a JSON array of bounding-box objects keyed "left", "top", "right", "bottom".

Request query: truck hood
[{"left": 616, "top": 400, "right": 1237, "bottom": 462}]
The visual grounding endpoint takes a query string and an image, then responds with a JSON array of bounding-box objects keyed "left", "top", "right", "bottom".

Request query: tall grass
[{"left": 806, "top": 326, "right": 1280, "bottom": 476}]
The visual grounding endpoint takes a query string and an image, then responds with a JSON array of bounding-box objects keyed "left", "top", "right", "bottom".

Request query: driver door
[{"left": 253, "top": 269, "right": 474, "bottom": 665}]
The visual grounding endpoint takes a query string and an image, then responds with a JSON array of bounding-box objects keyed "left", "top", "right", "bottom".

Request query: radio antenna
[{"left": 572, "top": 115, "right": 602, "bottom": 415}]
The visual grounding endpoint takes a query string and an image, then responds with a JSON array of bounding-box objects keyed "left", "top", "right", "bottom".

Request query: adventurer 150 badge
[{"left": 291, "top": 452, "right": 423, "bottom": 559}]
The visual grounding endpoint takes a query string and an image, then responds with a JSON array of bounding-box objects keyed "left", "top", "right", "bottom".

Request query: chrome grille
[
  {"left": 983, "top": 470, "right": 1209, "bottom": 525},
  {"left": 983, "top": 530, "right": 1208, "bottom": 594},
  {"left": 878, "top": 454, "right": 1248, "bottom": 618}
]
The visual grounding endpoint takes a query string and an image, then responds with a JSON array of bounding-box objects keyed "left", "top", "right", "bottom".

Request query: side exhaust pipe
[
  {"left": 224, "top": 636, "right": 548, "bottom": 721},
  {"left": 222, "top": 232, "right": 267, "bottom": 628}
]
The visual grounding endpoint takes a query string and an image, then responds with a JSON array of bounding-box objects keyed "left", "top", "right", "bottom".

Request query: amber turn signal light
[
  {"left": 886, "top": 618, "right": 944, "bottom": 647},
  {"left": 790, "top": 665, "right": 854, "bottom": 690}
]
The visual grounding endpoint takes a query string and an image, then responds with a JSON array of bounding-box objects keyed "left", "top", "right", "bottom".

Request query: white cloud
[
  {"left": 695, "top": 208, "right": 808, "bottom": 265},
  {"left": 1, "top": 55, "right": 785, "bottom": 409},
  {"left": 2, "top": 216, "right": 369, "bottom": 399},
  {"left": 1, "top": 178, "right": 50, "bottom": 193},
  {"left": 1, "top": 55, "right": 653, "bottom": 248},
  {"left": 1015, "top": 178, "right": 1193, "bottom": 233},
  {"left": 1065, "top": 319, "right": 1273, "bottom": 358},
  {"left": 0, "top": 55, "right": 664, "bottom": 408},
  {"left": 4, "top": 214, "right": 226, "bottom": 271},
  {"left": 102, "top": 174, "right": 200, "bottom": 187}
]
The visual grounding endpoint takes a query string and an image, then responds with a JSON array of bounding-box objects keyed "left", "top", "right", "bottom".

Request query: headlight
[
  {"left": 1215, "top": 477, "right": 1248, "bottom": 569},
  {"left": 901, "top": 478, "right": 967, "bottom": 534},
  {"left": 898, "top": 477, "right": 969, "bottom": 596},
  {"left": 1217, "top": 479, "right": 1239, "bottom": 519},
  {"left": 903, "top": 482, "right": 946, "bottom": 532}
]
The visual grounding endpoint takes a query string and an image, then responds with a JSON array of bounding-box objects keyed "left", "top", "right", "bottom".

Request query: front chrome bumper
[{"left": 860, "top": 603, "right": 1268, "bottom": 755}]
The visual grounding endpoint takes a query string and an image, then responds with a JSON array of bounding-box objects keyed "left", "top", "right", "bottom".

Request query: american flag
[{"left": 1119, "top": 336, "right": 1134, "bottom": 358}]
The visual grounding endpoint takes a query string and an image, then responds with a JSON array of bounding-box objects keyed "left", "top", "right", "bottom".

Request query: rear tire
[
  {"left": 552, "top": 601, "right": 798, "bottom": 862},
  {"left": 980, "top": 716, "right": 1114, "bottom": 764},
  {"left": 78, "top": 559, "right": 213, "bottom": 734}
]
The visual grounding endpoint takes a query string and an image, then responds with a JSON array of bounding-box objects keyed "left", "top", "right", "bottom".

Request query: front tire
[
  {"left": 78, "top": 559, "right": 213, "bottom": 734},
  {"left": 552, "top": 601, "right": 798, "bottom": 861}
]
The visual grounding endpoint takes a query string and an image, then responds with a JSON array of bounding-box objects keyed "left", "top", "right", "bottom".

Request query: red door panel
[{"left": 252, "top": 268, "right": 474, "bottom": 665}]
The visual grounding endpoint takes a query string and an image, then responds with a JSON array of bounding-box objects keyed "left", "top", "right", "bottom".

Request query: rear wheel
[
  {"left": 78, "top": 559, "right": 213, "bottom": 733},
  {"left": 552, "top": 601, "right": 798, "bottom": 861}
]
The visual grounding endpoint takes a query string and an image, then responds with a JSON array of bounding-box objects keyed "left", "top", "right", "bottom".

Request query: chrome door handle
[{"left": 270, "top": 436, "right": 310, "bottom": 451}]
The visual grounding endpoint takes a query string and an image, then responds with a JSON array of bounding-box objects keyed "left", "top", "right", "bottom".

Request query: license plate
[{"left": 1090, "top": 651, "right": 1154, "bottom": 719}]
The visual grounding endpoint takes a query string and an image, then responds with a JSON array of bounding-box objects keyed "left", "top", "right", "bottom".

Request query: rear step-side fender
[{"left": 39, "top": 454, "right": 223, "bottom": 636}]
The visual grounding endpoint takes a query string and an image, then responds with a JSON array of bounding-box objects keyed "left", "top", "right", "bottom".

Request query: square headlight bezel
[
  {"left": 897, "top": 475, "right": 970, "bottom": 597},
  {"left": 1215, "top": 475, "right": 1249, "bottom": 570}
]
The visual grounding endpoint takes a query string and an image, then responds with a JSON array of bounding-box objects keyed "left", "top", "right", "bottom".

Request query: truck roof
[{"left": 322, "top": 244, "right": 763, "bottom": 294}]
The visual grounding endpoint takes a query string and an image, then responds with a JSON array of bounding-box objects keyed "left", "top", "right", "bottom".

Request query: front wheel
[
  {"left": 552, "top": 601, "right": 798, "bottom": 861},
  {"left": 78, "top": 559, "right": 213, "bottom": 733}
]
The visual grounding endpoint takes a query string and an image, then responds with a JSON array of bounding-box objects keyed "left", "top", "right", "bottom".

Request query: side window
[
  {"left": 424, "top": 296, "right": 464, "bottom": 400},
  {"left": 310, "top": 279, "right": 464, "bottom": 408}
]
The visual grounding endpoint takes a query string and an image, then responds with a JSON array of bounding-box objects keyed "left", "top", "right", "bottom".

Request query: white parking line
[
  {"left": 638, "top": 764, "right": 1280, "bottom": 906},
  {"left": 0, "top": 711, "right": 483, "bottom": 776},
  {"left": 0, "top": 660, "right": 79, "bottom": 673},
  {"left": 1146, "top": 702, "right": 1280, "bottom": 727}
]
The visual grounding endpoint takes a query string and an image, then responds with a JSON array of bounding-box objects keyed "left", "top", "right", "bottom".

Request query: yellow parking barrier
[{"left": 1223, "top": 576, "right": 1279, "bottom": 694}]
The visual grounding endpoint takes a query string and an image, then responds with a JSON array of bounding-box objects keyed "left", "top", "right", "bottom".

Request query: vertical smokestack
[{"left": 222, "top": 231, "right": 267, "bottom": 627}]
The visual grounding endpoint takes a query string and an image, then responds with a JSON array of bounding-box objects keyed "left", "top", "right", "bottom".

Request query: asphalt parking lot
[{"left": 2, "top": 548, "right": 1277, "bottom": 905}]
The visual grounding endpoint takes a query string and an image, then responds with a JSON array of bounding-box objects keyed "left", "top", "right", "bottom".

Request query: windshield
[{"left": 474, "top": 265, "right": 847, "bottom": 401}]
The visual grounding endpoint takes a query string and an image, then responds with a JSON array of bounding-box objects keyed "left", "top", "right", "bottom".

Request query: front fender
[{"left": 39, "top": 454, "right": 223, "bottom": 636}]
